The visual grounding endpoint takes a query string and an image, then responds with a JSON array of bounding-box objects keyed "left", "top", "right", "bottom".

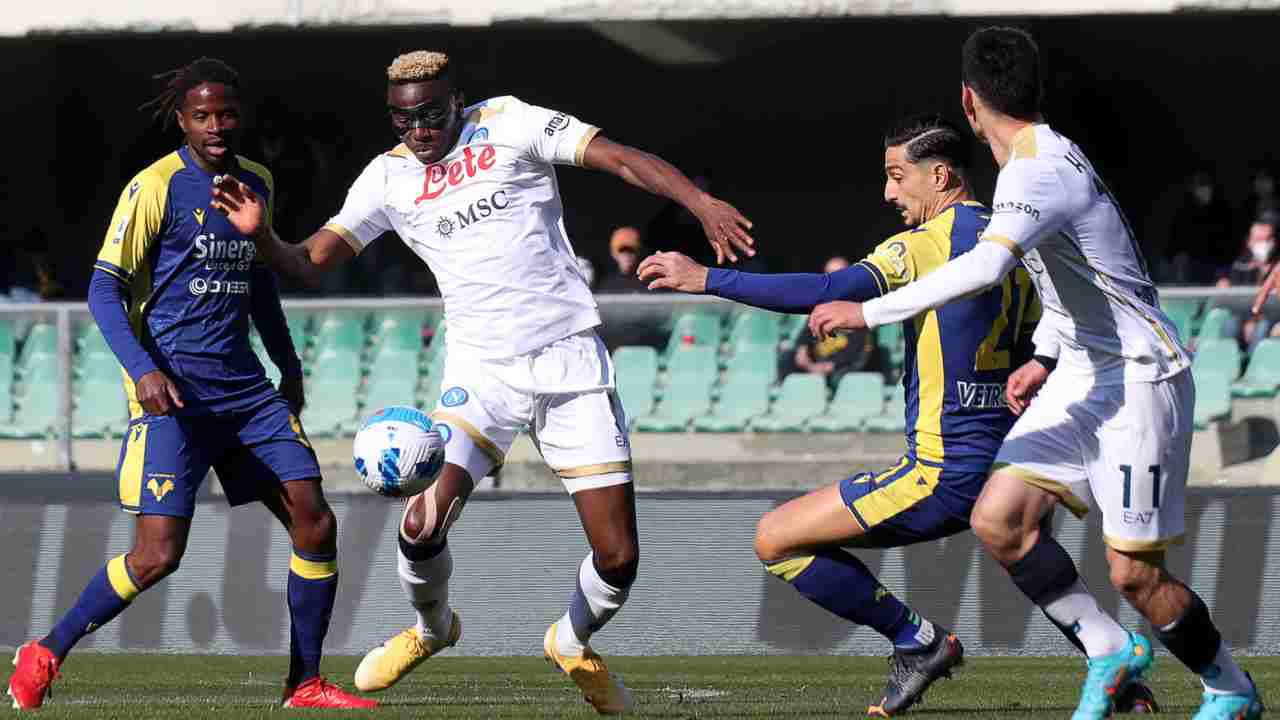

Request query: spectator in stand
[
  {"left": 1240, "top": 166, "right": 1279, "bottom": 237},
  {"left": 1218, "top": 214, "right": 1278, "bottom": 352},
  {"left": 1167, "top": 170, "right": 1234, "bottom": 284},
  {"left": 597, "top": 226, "right": 649, "bottom": 293},
  {"left": 779, "top": 256, "right": 875, "bottom": 388}
]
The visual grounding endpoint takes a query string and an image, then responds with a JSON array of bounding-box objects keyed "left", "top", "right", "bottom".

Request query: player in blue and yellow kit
[
  {"left": 639, "top": 115, "right": 1156, "bottom": 716},
  {"left": 6, "top": 58, "right": 374, "bottom": 711}
]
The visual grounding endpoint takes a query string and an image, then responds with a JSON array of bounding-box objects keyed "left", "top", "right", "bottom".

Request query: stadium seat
[
  {"left": 613, "top": 347, "right": 659, "bottom": 423},
  {"left": 312, "top": 312, "right": 366, "bottom": 354},
  {"left": 373, "top": 310, "right": 428, "bottom": 354},
  {"left": 0, "top": 382, "right": 58, "bottom": 438},
  {"left": 1232, "top": 338, "right": 1280, "bottom": 398},
  {"left": 693, "top": 379, "right": 770, "bottom": 432},
  {"left": 73, "top": 381, "right": 128, "bottom": 438},
  {"left": 863, "top": 383, "right": 907, "bottom": 433},
  {"left": 304, "top": 348, "right": 361, "bottom": 435},
  {"left": 76, "top": 353, "right": 120, "bottom": 385},
  {"left": 779, "top": 314, "right": 807, "bottom": 347},
  {"left": 251, "top": 341, "right": 284, "bottom": 386},
  {"left": 807, "top": 372, "right": 885, "bottom": 432},
  {"left": 285, "top": 313, "right": 310, "bottom": 355},
  {"left": 664, "top": 345, "right": 719, "bottom": 390},
  {"left": 876, "top": 323, "right": 906, "bottom": 371},
  {"left": 633, "top": 382, "right": 713, "bottom": 432},
  {"left": 663, "top": 312, "right": 721, "bottom": 356},
  {"left": 363, "top": 373, "right": 420, "bottom": 414},
  {"left": 1191, "top": 337, "right": 1242, "bottom": 382},
  {"left": 1196, "top": 307, "right": 1238, "bottom": 344},
  {"left": 16, "top": 323, "right": 57, "bottom": 375},
  {"left": 1194, "top": 370, "right": 1232, "bottom": 429},
  {"left": 749, "top": 373, "right": 828, "bottom": 432},
  {"left": 722, "top": 347, "right": 776, "bottom": 386},
  {"left": 1162, "top": 298, "right": 1200, "bottom": 344},
  {"left": 77, "top": 326, "right": 111, "bottom": 355},
  {"left": 727, "top": 311, "right": 780, "bottom": 354}
]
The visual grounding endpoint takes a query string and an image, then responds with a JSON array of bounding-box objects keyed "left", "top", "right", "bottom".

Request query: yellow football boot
[
  {"left": 543, "top": 622, "right": 633, "bottom": 715},
  {"left": 353, "top": 612, "right": 461, "bottom": 692}
]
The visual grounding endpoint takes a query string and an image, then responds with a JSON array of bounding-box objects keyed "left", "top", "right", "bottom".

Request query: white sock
[
  {"left": 1042, "top": 579, "right": 1130, "bottom": 657},
  {"left": 397, "top": 543, "right": 453, "bottom": 642},
  {"left": 554, "top": 553, "right": 628, "bottom": 657},
  {"left": 1195, "top": 640, "right": 1253, "bottom": 696}
]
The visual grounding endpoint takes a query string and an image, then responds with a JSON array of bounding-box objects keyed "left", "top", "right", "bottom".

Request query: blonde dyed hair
[{"left": 387, "top": 51, "right": 451, "bottom": 84}]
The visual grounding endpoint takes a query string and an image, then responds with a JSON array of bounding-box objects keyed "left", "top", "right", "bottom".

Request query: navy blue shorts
[
  {"left": 115, "top": 395, "right": 320, "bottom": 518},
  {"left": 838, "top": 456, "right": 986, "bottom": 548}
]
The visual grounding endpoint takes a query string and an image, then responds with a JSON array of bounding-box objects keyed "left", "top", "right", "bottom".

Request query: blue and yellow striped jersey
[
  {"left": 859, "top": 201, "right": 1040, "bottom": 472},
  {"left": 95, "top": 146, "right": 278, "bottom": 418}
]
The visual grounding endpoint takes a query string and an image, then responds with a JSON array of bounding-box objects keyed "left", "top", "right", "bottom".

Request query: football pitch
[{"left": 22, "top": 653, "right": 1279, "bottom": 718}]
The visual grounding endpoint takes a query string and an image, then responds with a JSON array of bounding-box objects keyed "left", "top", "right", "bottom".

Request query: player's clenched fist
[
  {"left": 135, "top": 370, "right": 185, "bottom": 416},
  {"left": 210, "top": 175, "right": 267, "bottom": 240},
  {"left": 1005, "top": 358, "right": 1050, "bottom": 416},
  {"left": 808, "top": 301, "right": 867, "bottom": 340},
  {"left": 637, "top": 252, "right": 709, "bottom": 293}
]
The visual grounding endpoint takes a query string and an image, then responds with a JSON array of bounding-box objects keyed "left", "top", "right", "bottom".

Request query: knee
[
  {"left": 1108, "top": 555, "right": 1160, "bottom": 599},
  {"left": 970, "top": 506, "right": 1026, "bottom": 566},
  {"left": 293, "top": 504, "right": 337, "bottom": 554},
  {"left": 130, "top": 544, "right": 183, "bottom": 587},
  {"left": 594, "top": 540, "right": 639, "bottom": 589},
  {"left": 753, "top": 512, "right": 787, "bottom": 564}
]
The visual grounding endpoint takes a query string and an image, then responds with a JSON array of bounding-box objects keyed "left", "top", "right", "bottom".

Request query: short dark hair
[
  {"left": 961, "top": 27, "right": 1042, "bottom": 121},
  {"left": 885, "top": 114, "right": 971, "bottom": 173},
  {"left": 139, "top": 57, "right": 242, "bottom": 129}
]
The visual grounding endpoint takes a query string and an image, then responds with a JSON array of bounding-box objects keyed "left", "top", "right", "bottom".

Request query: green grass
[{"left": 20, "top": 653, "right": 1276, "bottom": 718}]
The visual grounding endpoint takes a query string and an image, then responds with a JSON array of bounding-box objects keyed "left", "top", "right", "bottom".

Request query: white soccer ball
[{"left": 353, "top": 406, "right": 446, "bottom": 498}]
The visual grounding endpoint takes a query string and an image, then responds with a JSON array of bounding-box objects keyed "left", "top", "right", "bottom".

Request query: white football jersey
[
  {"left": 326, "top": 96, "right": 601, "bottom": 359},
  {"left": 982, "top": 124, "right": 1191, "bottom": 384}
]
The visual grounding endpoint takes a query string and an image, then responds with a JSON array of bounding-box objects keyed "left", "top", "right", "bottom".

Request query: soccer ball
[{"left": 353, "top": 406, "right": 446, "bottom": 498}]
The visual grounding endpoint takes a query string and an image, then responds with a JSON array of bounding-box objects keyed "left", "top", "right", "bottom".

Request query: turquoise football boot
[
  {"left": 1072, "top": 632, "right": 1155, "bottom": 720},
  {"left": 1192, "top": 672, "right": 1264, "bottom": 720}
]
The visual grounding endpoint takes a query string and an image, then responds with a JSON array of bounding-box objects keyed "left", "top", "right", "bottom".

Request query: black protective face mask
[{"left": 389, "top": 99, "right": 458, "bottom": 136}]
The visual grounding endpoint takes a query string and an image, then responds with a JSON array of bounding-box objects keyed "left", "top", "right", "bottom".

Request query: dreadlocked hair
[{"left": 139, "top": 57, "right": 241, "bottom": 129}]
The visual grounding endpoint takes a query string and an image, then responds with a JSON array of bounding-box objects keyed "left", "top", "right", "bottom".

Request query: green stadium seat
[
  {"left": 77, "top": 326, "right": 111, "bottom": 355},
  {"left": 750, "top": 373, "right": 828, "bottom": 432},
  {"left": 1194, "top": 370, "right": 1232, "bottom": 429},
  {"left": 421, "top": 365, "right": 445, "bottom": 409},
  {"left": 1196, "top": 307, "right": 1238, "bottom": 344},
  {"left": 0, "top": 352, "right": 12, "bottom": 424},
  {"left": 693, "top": 380, "right": 770, "bottom": 432},
  {"left": 722, "top": 347, "right": 776, "bottom": 386},
  {"left": 1162, "top": 298, "right": 1200, "bottom": 345},
  {"left": 877, "top": 323, "right": 906, "bottom": 371},
  {"left": 73, "top": 381, "right": 128, "bottom": 438},
  {"left": 864, "top": 383, "right": 907, "bottom": 433},
  {"left": 633, "top": 383, "right": 713, "bottom": 432},
  {"left": 0, "top": 382, "right": 58, "bottom": 438},
  {"left": 807, "top": 372, "right": 885, "bottom": 432},
  {"left": 312, "top": 312, "right": 366, "bottom": 353},
  {"left": 779, "top": 314, "right": 807, "bottom": 347},
  {"left": 663, "top": 312, "right": 721, "bottom": 356},
  {"left": 76, "top": 354, "right": 121, "bottom": 385},
  {"left": 373, "top": 310, "right": 429, "bottom": 354},
  {"left": 363, "top": 373, "right": 420, "bottom": 413},
  {"left": 16, "top": 323, "right": 57, "bottom": 373},
  {"left": 1192, "top": 338, "right": 1242, "bottom": 382},
  {"left": 1232, "top": 338, "right": 1280, "bottom": 398},
  {"left": 423, "top": 325, "right": 448, "bottom": 369},
  {"left": 613, "top": 347, "right": 659, "bottom": 423},
  {"left": 664, "top": 345, "right": 718, "bottom": 390},
  {"left": 727, "top": 311, "right": 780, "bottom": 353},
  {"left": 285, "top": 313, "right": 310, "bottom": 355}
]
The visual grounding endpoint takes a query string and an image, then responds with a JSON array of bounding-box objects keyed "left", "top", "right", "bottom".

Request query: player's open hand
[
  {"left": 1006, "top": 358, "right": 1051, "bottom": 416},
  {"left": 279, "top": 374, "right": 306, "bottom": 416},
  {"left": 1252, "top": 262, "right": 1280, "bottom": 316},
  {"left": 637, "top": 252, "right": 709, "bottom": 293},
  {"left": 693, "top": 195, "right": 755, "bottom": 264},
  {"left": 808, "top": 301, "right": 867, "bottom": 340},
  {"left": 136, "top": 370, "right": 184, "bottom": 416},
  {"left": 210, "top": 175, "right": 267, "bottom": 240}
]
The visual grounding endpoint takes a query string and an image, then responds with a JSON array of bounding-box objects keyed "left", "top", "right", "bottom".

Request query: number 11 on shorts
[{"left": 1120, "top": 464, "right": 1162, "bottom": 510}]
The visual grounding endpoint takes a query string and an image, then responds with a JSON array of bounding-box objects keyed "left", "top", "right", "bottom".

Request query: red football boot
[
  {"left": 282, "top": 677, "right": 378, "bottom": 709},
  {"left": 7, "top": 641, "right": 60, "bottom": 710}
]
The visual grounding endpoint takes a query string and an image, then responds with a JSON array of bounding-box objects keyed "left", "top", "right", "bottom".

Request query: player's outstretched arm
[
  {"left": 637, "top": 252, "right": 885, "bottom": 313},
  {"left": 1252, "top": 262, "right": 1280, "bottom": 316},
  {"left": 581, "top": 135, "right": 754, "bottom": 264},
  {"left": 211, "top": 176, "right": 354, "bottom": 287}
]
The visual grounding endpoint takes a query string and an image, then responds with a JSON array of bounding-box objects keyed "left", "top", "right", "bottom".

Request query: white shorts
[
  {"left": 993, "top": 369, "right": 1194, "bottom": 552},
  {"left": 429, "top": 330, "right": 632, "bottom": 494}
]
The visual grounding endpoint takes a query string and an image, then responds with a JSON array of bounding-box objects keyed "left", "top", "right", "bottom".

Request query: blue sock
[
  {"left": 42, "top": 554, "right": 141, "bottom": 661},
  {"left": 287, "top": 549, "right": 338, "bottom": 685},
  {"left": 766, "top": 549, "right": 932, "bottom": 649}
]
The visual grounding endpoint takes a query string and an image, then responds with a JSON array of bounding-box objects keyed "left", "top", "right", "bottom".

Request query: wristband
[{"left": 1033, "top": 355, "right": 1058, "bottom": 371}]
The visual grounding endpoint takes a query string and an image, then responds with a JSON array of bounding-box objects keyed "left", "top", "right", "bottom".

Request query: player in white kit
[
  {"left": 804, "top": 28, "right": 1263, "bottom": 720},
  {"left": 211, "top": 51, "right": 755, "bottom": 715}
]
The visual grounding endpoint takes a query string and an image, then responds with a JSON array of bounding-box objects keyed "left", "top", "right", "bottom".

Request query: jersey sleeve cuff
[
  {"left": 94, "top": 260, "right": 132, "bottom": 283},
  {"left": 323, "top": 223, "right": 365, "bottom": 256},
  {"left": 856, "top": 260, "right": 888, "bottom": 296},
  {"left": 573, "top": 126, "right": 600, "bottom": 167}
]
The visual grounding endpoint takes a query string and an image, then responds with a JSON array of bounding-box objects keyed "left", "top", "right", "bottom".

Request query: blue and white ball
[{"left": 353, "top": 406, "right": 446, "bottom": 498}]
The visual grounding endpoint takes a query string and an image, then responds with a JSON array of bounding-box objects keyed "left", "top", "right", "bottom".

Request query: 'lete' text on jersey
[
  {"left": 981, "top": 125, "right": 1191, "bottom": 384},
  {"left": 95, "top": 147, "right": 280, "bottom": 417},
  {"left": 326, "top": 96, "right": 600, "bottom": 359},
  {"left": 861, "top": 202, "right": 1040, "bottom": 472}
]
